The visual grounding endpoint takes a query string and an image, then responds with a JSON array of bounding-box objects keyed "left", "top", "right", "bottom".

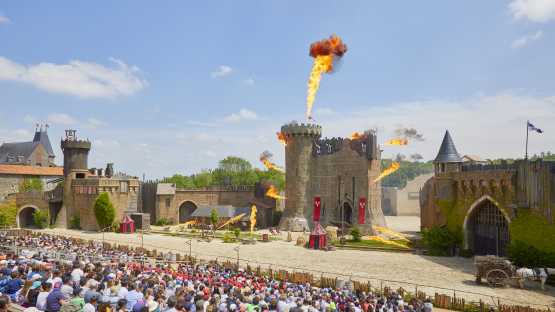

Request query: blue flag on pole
[{"left": 527, "top": 121, "right": 543, "bottom": 134}]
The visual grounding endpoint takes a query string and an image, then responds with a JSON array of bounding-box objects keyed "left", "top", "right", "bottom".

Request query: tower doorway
[{"left": 343, "top": 202, "right": 352, "bottom": 225}]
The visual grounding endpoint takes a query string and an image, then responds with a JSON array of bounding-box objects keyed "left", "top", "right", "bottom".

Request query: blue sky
[{"left": 1, "top": 1, "right": 554, "bottom": 178}]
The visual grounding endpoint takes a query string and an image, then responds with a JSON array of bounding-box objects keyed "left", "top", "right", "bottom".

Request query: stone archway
[
  {"left": 178, "top": 201, "right": 198, "bottom": 223},
  {"left": 17, "top": 206, "right": 40, "bottom": 228},
  {"left": 463, "top": 195, "right": 510, "bottom": 256}
]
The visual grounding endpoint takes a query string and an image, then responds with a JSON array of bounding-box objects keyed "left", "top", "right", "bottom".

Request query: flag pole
[{"left": 525, "top": 120, "right": 529, "bottom": 160}]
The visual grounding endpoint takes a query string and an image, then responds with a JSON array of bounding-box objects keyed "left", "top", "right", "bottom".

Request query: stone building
[
  {"left": 0, "top": 165, "right": 63, "bottom": 201},
  {"left": 143, "top": 182, "right": 276, "bottom": 228},
  {"left": 15, "top": 130, "right": 143, "bottom": 231},
  {"left": 420, "top": 130, "right": 555, "bottom": 256},
  {"left": 278, "top": 122, "right": 386, "bottom": 232},
  {"left": 0, "top": 126, "right": 63, "bottom": 200},
  {"left": 0, "top": 125, "right": 56, "bottom": 167},
  {"left": 382, "top": 173, "right": 433, "bottom": 216}
]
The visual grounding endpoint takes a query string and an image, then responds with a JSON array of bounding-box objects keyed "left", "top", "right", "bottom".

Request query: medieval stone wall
[
  {"left": 156, "top": 188, "right": 254, "bottom": 224},
  {"left": 310, "top": 144, "right": 374, "bottom": 225}
]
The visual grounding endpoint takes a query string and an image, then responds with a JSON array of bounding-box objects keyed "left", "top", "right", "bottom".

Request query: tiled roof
[
  {"left": 0, "top": 165, "right": 64, "bottom": 176},
  {"left": 434, "top": 130, "right": 462, "bottom": 163}
]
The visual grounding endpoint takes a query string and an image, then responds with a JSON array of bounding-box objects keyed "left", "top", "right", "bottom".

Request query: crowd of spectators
[{"left": 0, "top": 234, "right": 434, "bottom": 312}]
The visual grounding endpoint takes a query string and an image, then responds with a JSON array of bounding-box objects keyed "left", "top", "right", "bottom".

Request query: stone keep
[
  {"left": 280, "top": 123, "right": 322, "bottom": 231},
  {"left": 58, "top": 130, "right": 91, "bottom": 227},
  {"left": 279, "top": 122, "right": 386, "bottom": 232}
]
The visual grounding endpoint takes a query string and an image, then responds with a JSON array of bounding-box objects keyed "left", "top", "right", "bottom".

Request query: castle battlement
[
  {"left": 61, "top": 139, "right": 91, "bottom": 150},
  {"left": 281, "top": 122, "right": 322, "bottom": 137}
]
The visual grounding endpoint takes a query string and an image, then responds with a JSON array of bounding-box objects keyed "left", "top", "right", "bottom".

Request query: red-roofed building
[{"left": 0, "top": 164, "right": 63, "bottom": 200}]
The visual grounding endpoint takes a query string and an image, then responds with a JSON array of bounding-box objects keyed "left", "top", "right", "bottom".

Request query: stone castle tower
[
  {"left": 279, "top": 122, "right": 386, "bottom": 232},
  {"left": 57, "top": 130, "right": 91, "bottom": 227},
  {"left": 280, "top": 123, "right": 322, "bottom": 231}
]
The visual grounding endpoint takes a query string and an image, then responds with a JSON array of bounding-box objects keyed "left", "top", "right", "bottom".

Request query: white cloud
[
  {"left": 315, "top": 93, "right": 555, "bottom": 161},
  {"left": 23, "top": 115, "right": 36, "bottom": 124},
  {"left": 47, "top": 113, "right": 77, "bottom": 125},
  {"left": 0, "top": 56, "right": 147, "bottom": 98},
  {"left": 185, "top": 120, "right": 219, "bottom": 127},
  {"left": 512, "top": 30, "right": 543, "bottom": 48},
  {"left": 243, "top": 78, "right": 255, "bottom": 86},
  {"left": 314, "top": 107, "right": 335, "bottom": 116},
  {"left": 509, "top": 0, "right": 555, "bottom": 22},
  {"left": 211, "top": 65, "right": 233, "bottom": 78},
  {"left": 224, "top": 108, "right": 258, "bottom": 123},
  {"left": 0, "top": 15, "right": 10, "bottom": 24},
  {"left": 87, "top": 117, "right": 107, "bottom": 129}
]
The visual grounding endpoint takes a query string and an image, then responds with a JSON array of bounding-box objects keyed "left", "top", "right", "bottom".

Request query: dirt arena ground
[{"left": 39, "top": 217, "right": 554, "bottom": 308}]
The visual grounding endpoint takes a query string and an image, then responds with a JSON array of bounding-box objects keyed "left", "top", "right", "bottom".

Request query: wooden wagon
[{"left": 475, "top": 255, "right": 514, "bottom": 287}]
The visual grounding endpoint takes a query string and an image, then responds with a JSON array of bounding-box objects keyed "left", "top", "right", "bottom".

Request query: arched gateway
[
  {"left": 463, "top": 196, "right": 510, "bottom": 256},
  {"left": 17, "top": 206, "right": 40, "bottom": 228},
  {"left": 179, "top": 201, "right": 198, "bottom": 223}
]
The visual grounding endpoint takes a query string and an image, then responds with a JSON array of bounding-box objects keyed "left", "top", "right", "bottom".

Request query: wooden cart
[{"left": 475, "top": 255, "right": 514, "bottom": 287}]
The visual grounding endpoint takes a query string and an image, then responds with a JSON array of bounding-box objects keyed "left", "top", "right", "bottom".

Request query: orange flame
[
  {"left": 276, "top": 132, "right": 288, "bottom": 145},
  {"left": 385, "top": 138, "right": 408, "bottom": 146},
  {"left": 250, "top": 204, "right": 257, "bottom": 233},
  {"left": 350, "top": 132, "right": 364, "bottom": 140},
  {"left": 374, "top": 162, "right": 400, "bottom": 183},
  {"left": 265, "top": 185, "right": 285, "bottom": 200},
  {"left": 306, "top": 35, "right": 347, "bottom": 120},
  {"left": 217, "top": 213, "right": 245, "bottom": 230},
  {"left": 260, "top": 151, "right": 284, "bottom": 172}
]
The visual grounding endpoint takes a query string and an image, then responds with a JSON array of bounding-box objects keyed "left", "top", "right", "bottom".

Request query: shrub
[
  {"left": 155, "top": 218, "right": 171, "bottom": 226},
  {"left": 33, "top": 210, "right": 49, "bottom": 229},
  {"left": 508, "top": 240, "right": 555, "bottom": 268},
  {"left": 19, "top": 178, "right": 43, "bottom": 193},
  {"left": 0, "top": 199, "right": 17, "bottom": 227},
  {"left": 69, "top": 216, "right": 81, "bottom": 229},
  {"left": 94, "top": 192, "right": 115, "bottom": 230},
  {"left": 350, "top": 227, "right": 361, "bottom": 242},
  {"left": 233, "top": 227, "right": 241, "bottom": 239},
  {"left": 421, "top": 225, "right": 460, "bottom": 256},
  {"left": 223, "top": 231, "right": 235, "bottom": 243}
]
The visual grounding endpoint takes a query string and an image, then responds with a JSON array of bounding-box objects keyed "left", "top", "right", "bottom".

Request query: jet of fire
[
  {"left": 385, "top": 138, "right": 408, "bottom": 146},
  {"left": 374, "top": 161, "right": 400, "bottom": 183},
  {"left": 217, "top": 213, "right": 246, "bottom": 230},
  {"left": 265, "top": 185, "right": 285, "bottom": 200},
  {"left": 260, "top": 150, "right": 284, "bottom": 173},
  {"left": 276, "top": 132, "right": 288, "bottom": 146},
  {"left": 350, "top": 132, "right": 364, "bottom": 140},
  {"left": 306, "top": 35, "right": 347, "bottom": 120},
  {"left": 250, "top": 204, "right": 257, "bottom": 233}
]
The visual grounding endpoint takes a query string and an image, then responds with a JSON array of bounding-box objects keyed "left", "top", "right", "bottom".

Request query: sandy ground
[{"left": 37, "top": 218, "right": 554, "bottom": 309}]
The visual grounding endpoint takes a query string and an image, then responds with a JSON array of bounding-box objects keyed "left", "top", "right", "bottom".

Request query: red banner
[
  {"left": 313, "top": 197, "right": 321, "bottom": 221},
  {"left": 358, "top": 197, "right": 366, "bottom": 224}
]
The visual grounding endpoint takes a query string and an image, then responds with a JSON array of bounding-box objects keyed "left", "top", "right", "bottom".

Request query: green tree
[
  {"left": 33, "top": 209, "right": 49, "bottom": 229},
  {"left": 0, "top": 199, "right": 17, "bottom": 227},
  {"left": 94, "top": 192, "right": 116, "bottom": 230},
  {"left": 19, "top": 178, "right": 44, "bottom": 193},
  {"left": 255, "top": 169, "right": 285, "bottom": 191},
  {"left": 210, "top": 208, "right": 219, "bottom": 236},
  {"left": 212, "top": 157, "right": 258, "bottom": 186},
  {"left": 163, "top": 174, "right": 195, "bottom": 188},
  {"left": 380, "top": 159, "right": 434, "bottom": 188}
]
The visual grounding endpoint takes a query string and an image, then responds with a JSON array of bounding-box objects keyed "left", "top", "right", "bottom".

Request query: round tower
[
  {"left": 61, "top": 130, "right": 91, "bottom": 177},
  {"left": 279, "top": 122, "right": 322, "bottom": 231}
]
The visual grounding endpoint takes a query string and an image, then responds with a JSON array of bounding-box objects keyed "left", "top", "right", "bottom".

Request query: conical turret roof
[
  {"left": 33, "top": 130, "right": 55, "bottom": 157},
  {"left": 434, "top": 130, "right": 462, "bottom": 163}
]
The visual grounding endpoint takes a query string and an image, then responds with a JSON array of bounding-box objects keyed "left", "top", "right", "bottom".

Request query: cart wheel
[{"left": 486, "top": 269, "right": 509, "bottom": 287}]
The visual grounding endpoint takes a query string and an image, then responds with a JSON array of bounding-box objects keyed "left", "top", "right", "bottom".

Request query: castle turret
[
  {"left": 279, "top": 122, "right": 322, "bottom": 231},
  {"left": 434, "top": 130, "right": 462, "bottom": 175},
  {"left": 56, "top": 130, "right": 91, "bottom": 228},
  {"left": 61, "top": 129, "right": 91, "bottom": 177}
]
